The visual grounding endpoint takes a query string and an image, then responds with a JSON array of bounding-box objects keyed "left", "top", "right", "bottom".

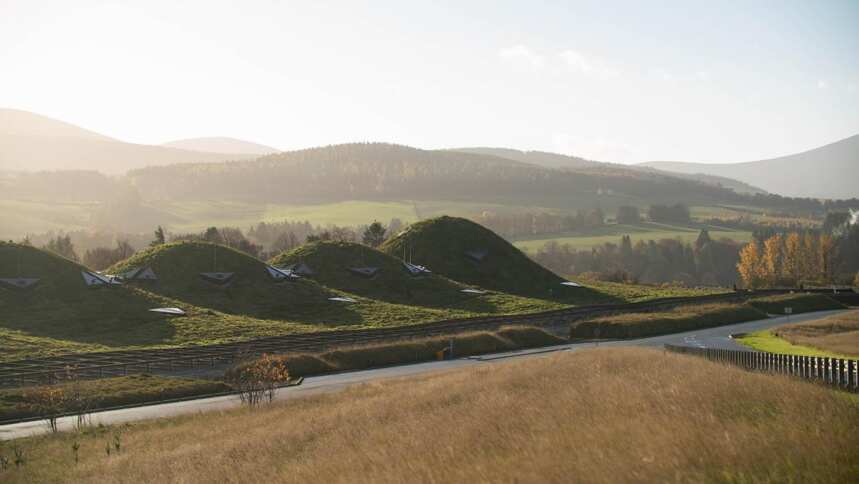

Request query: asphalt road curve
[{"left": 0, "top": 309, "right": 848, "bottom": 441}]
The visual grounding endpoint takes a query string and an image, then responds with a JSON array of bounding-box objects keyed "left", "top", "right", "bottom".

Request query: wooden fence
[{"left": 665, "top": 345, "right": 859, "bottom": 393}]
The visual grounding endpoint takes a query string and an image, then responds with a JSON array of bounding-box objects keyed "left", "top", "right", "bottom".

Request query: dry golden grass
[
  {"left": 571, "top": 302, "right": 764, "bottom": 339},
  {"left": 2, "top": 348, "right": 857, "bottom": 483},
  {"left": 775, "top": 309, "right": 859, "bottom": 357}
]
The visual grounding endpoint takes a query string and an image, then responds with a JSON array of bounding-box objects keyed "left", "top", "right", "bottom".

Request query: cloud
[
  {"left": 558, "top": 49, "right": 618, "bottom": 79},
  {"left": 497, "top": 45, "right": 545, "bottom": 70},
  {"left": 817, "top": 79, "right": 828, "bottom": 89}
]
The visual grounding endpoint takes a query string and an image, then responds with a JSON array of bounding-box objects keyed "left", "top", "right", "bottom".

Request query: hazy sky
[{"left": 1, "top": 0, "right": 858, "bottom": 163}]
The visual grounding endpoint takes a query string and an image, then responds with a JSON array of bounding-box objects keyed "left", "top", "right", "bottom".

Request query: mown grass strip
[{"left": 735, "top": 330, "right": 851, "bottom": 359}]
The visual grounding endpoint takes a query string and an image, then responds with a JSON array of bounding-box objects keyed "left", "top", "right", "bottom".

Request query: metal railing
[{"left": 665, "top": 344, "right": 859, "bottom": 393}]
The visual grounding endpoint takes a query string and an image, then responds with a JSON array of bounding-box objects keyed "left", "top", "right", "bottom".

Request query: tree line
[{"left": 531, "top": 230, "right": 741, "bottom": 286}]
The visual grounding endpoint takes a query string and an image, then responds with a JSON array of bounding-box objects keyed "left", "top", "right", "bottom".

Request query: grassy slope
[
  {"left": 746, "top": 293, "right": 846, "bottom": 315},
  {"left": 0, "top": 242, "right": 565, "bottom": 361},
  {"left": 381, "top": 216, "right": 599, "bottom": 302},
  {"left": 0, "top": 375, "right": 228, "bottom": 422},
  {"left": 739, "top": 309, "right": 859, "bottom": 357},
  {"left": 0, "top": 240, "right": 731, "bottom": 362},
  {"left": 269, "top": 240, "right": 472, "bottom": 307},
  {"left": 3, "top": 348, "right": 857, "bottom": 483},
  {"left": 571, "top": 294, "right": 844, "bottom": 339},
  {"left": 736, "top": 331, "right": 851, "bottom": 359},
  {"left": 255, "top": 326, "right": 564, "bottom": 377},
  {"left": 571, "top": 302, "right": 765, "bottom": 339}
]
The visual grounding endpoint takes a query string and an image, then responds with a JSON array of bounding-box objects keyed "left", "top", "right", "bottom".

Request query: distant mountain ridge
[
  {"left": 453, "top": 147, "right": 766, "bottom": 195},
  {"left": 641, "top": 134, "right": 859, "bottom": 199},
  {"left": 0, "top": 108, "right": 259, "bottom": 174},
  {"left": 126, "top": 142, "right": 754, "bottom": 209},
  {"left": 162, "top": 137, "right": 278, "bottom": 155}
]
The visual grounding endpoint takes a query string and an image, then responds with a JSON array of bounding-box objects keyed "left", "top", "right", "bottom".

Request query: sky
[{"left": 1, "top": 0, "right": 858, "bottom": 164}]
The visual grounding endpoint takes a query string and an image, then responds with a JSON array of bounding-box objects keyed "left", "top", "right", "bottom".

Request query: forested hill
[
  {"left": 453, "top": 147, "right": 766, "bottom": 195},
  {"left": 127, "top": 143, "right": 749, "bottom": 209}
]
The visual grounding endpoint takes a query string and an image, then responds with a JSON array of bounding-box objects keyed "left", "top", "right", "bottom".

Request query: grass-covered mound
[
  {"left": 0, "top": 242, "right": 207, "bottom": 359},
  {"left": 269, "top": 240, "right": 488, "bottom": 308},
  {"left": 0, "top": 241, "right": 108, "bottom": 299},
  {"left": 108, "top": 241, "right": 334, "bottom": 319},
  {"left": 381, "top": 216, "right": 583, "bottom": 300},
  {"left": 0, "top": 242, "right": 350, "bottom": 362}
]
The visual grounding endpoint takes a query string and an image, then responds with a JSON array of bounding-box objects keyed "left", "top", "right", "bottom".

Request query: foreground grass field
[
  {"left": 739, "top": 309, "right": 859, "bottom": 357},
  {"left": 2, "top": 348, "right": 856, "bottom": 483}
]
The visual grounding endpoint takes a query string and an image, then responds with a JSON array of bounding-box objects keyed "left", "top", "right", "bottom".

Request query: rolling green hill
[
  {"left": 0, "top": 242, "right": 212, "bottom": 359},
  {"left": 107, "top": 241, "right": 334, "bottom": 319},
  {"left": 270, "top": 240, "right": 476, "bottom": 307},
  {"left": 381, "top": 216, "right": 594, "bottom": 301}
]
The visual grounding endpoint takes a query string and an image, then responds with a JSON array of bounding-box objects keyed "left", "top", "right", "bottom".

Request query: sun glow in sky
[{"left": 1, "top": 0, "right": 858, "bottom": 163}]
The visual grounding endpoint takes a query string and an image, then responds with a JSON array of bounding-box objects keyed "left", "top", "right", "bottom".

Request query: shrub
[{"left": 224, "top": 354, "right": 290, "bottom": 406}]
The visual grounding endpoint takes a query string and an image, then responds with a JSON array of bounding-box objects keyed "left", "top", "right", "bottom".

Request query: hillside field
[
  {"left": 513, "top": 220, "right": 753, "bottom": 253},
  {"left": 2, "top": 348, "right": 856, "bottom": 483}
]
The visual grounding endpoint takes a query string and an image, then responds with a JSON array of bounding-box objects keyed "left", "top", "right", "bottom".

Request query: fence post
[
  {"left": 849, "top": 360, "right": 857, "bottom": 391},
  {"left": 836, "top": 359, "right": 844, "bottom": 388}
]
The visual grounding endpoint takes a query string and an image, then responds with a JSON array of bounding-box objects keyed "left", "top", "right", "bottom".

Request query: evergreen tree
[
  {"left": 151, "top": 226, "right": 166, "bottom": 247},
  {"left": 362, "top": 221, "right": 387, "bottom": 248},
  {"left": 44, "top": 235, "right": 79, "bottom": 262}
]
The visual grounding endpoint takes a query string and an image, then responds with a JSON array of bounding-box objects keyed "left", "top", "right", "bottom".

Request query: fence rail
[
  {"left": 0, "top": 288, "right": 820, "bottom": 388},
  {"left": 664, "top": 344, "right": 859, "bottom": 393}
]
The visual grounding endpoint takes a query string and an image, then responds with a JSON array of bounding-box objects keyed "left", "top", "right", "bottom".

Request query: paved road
[{"left": 0, "top": 309, "right": 848, "bottom": 441}]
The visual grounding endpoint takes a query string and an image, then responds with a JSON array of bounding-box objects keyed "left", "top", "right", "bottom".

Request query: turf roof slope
[
  {"left": 0, "top": 242, "right": 485, "bottom": 362},
  {"left": 0, "top": 241, "right": 230, "bottom": 361},
  {"left": 271, "top": 241, "right": 470, "bottom": 307},
  {"left": 380, "top": 216, "right": 606, "bottom": 303},
  {"left": 270, "top": 240, "right": 576, "bottom": 313},
  {"left": 107, "top": 241, "right": 335, "bottom": 319}
]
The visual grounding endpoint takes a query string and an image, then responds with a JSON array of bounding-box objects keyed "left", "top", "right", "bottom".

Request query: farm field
[
  {"left": 2, "top": 347, "right": 856, "bottom": 483},
  {"left": 0, "top": 200, "right": 97, "bottom": 239},
  {"left": 513, "top": 221, "right": 753, "bottom": 252}
]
